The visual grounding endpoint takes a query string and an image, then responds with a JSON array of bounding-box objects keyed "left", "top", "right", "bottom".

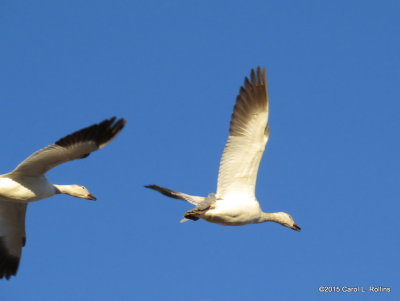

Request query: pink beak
[{"left": 87, "top": 194, "right": 97, "bottom": 201}]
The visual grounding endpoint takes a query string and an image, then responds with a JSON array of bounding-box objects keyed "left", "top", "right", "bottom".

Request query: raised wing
[
  {"left": 216, "top": 67, "right": 269, "bottom": 200},
  {"left": 10, "top": 117, "right": 126, "bottom": 177},
  {"left": 0, "top": 202, "right": 27, "bottom": 280}
]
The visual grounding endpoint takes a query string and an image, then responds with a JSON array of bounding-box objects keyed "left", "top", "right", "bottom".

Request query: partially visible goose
[
  {"left": 145, "top": 68, "right": 300, "bottom": 231},
  {"left": 0, "top": 117, "right": 125, "bottom": 280}
]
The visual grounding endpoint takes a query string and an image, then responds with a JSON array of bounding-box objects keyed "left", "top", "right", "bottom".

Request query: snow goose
[
  {"left": 0, "top": 117, "right": 125, "bottom": 280},
  {"left": 145, "top": 68, "right": 300, "bottom": 230}
]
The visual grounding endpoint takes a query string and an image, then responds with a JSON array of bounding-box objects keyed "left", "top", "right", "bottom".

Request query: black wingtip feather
[
  {"left": 55, "top": 117, "right": 126, "bottom": 153},
  {"left": 0, "top": 238, "right": 20, "bottom": 280},
  {"left": 144, "top": 185, "right": 183, "bottom": 200},
  {"left": 229, "top": 67, "right": 268, "bottom": 136}
]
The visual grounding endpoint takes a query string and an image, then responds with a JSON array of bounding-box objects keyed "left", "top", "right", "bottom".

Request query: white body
[
  {"left": 201, "top": 198, "right": 263, "bottom": 226},
  {"left": 0, "top": 117, "right": 125, "bottom": 280},
  {"left": 0, "top": 175, "right": 55, "bottom": 203},
  {"left": 146, "top": 68, "right": 300, "bottom": 231}
]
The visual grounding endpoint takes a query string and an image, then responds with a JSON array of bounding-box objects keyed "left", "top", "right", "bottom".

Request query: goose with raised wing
[
  {"left": 0, "top": 117, "right": 125, "bottom": 280},
  {"left": 145, "top": 68, "right": 300, "bottom": 231}
]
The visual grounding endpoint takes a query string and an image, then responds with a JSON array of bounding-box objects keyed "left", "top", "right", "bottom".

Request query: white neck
[
  {"left": 53, "top": 184, "right": 79, "bottom": 197},
  {"left": 259, "top": 212, "right": 288, "bottom": 225}
]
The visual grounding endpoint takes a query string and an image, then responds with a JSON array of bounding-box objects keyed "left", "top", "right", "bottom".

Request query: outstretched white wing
[
  {"left": 216, "top": 68, "right": 269, "bottom": 201},
  {"left": 10, "top": 117, "right": 126, "bottom": 177}
]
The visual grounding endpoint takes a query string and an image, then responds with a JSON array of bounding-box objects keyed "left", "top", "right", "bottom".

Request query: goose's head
[
  {"left": 71, "top": 185, "right": 97, "bottom": 200},
  {"left": 262, "top": 212, "right": 301, "bottom": 231},
  {"left": 55, "top": 184, "right": 97, "bottom": 200},
  {"left": 277, "top": 212, "right": 301, "bottom": 231}
]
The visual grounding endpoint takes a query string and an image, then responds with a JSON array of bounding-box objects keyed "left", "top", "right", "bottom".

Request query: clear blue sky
[{"left": 1, "top": 0, "right": 399, "bottom": 300}]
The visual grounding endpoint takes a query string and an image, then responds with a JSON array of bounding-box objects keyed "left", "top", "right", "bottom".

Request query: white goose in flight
[
  {"left": 0, "top": 117, "right": 125, "bottom": 280},
  {"left": 146, "top": 68, "right": 300, "bottom": 231}
]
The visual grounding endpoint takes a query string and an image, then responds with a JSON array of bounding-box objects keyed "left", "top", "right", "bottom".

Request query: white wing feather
[
  {"left": 10, "top": 117, "right": 125, "bottom": 177},
  {"left": 216, "top": 68, "right": 269, "bottom": 201},
  {"left": 11, "top": 142, "right": 97, "bottom": 176}
]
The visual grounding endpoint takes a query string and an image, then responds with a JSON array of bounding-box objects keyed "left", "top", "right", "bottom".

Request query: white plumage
[
  {"left": 146, "top": 68, "right": 300, "bottom": 230},
  {"left": 0, "top": 117, "right": 125, "bottom": 280}
]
